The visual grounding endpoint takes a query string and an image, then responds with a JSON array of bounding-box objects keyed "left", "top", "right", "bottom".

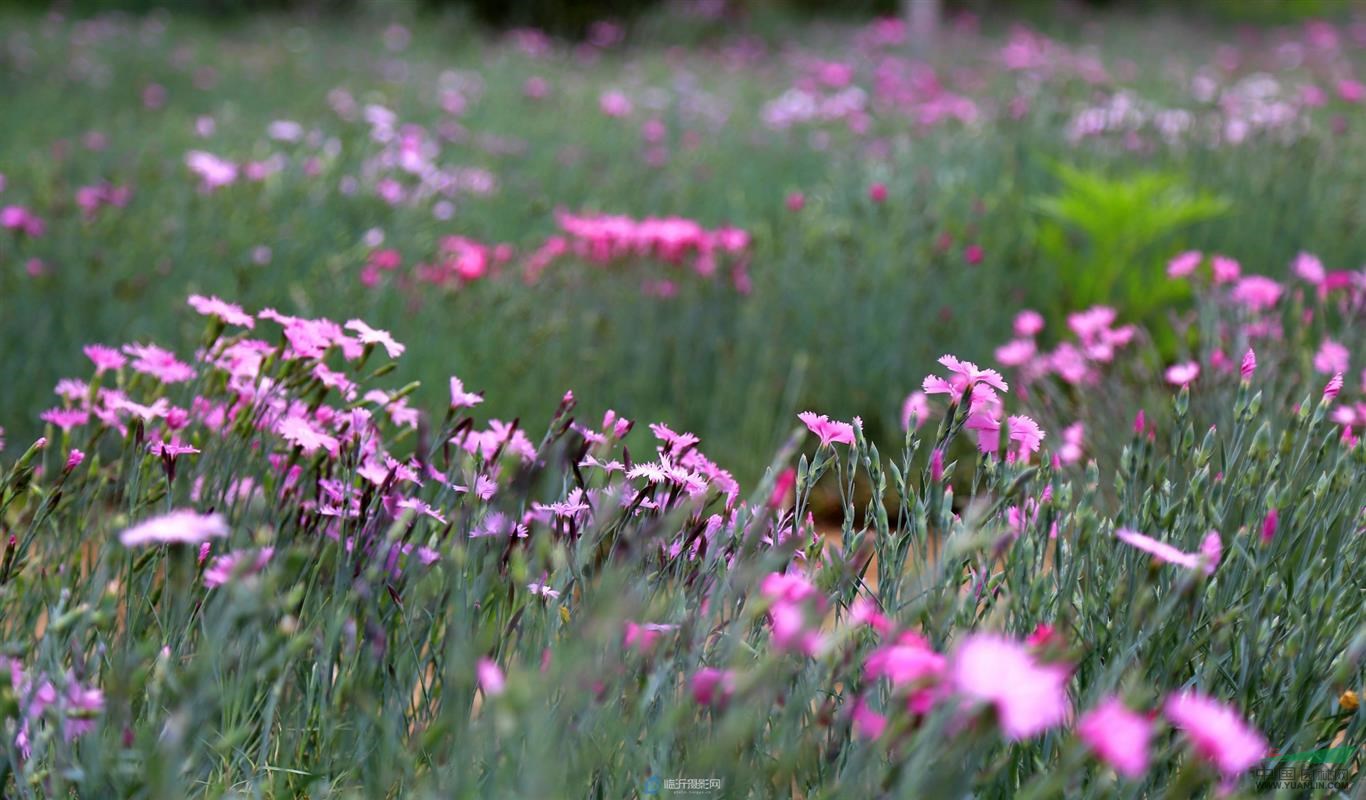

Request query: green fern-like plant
[{"left": 1032, "top": 164, "right": 1229, "bottom": 344}]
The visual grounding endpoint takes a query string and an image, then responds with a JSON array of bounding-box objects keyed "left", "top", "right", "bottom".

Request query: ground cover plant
[{"left": 1, "top": 1, "right": 1364, "bottom": 797}]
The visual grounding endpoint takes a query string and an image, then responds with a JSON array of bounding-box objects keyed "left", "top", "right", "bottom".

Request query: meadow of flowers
[{"left": 1, "top": 2, "right": 1364, "bottom": 797}]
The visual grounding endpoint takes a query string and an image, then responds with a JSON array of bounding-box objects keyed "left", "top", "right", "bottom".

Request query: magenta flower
[
  {"left": 1165, "top": 361, "right": 1200, "bottom": 387},
  {"left": 1167, "top": 250, "right": 1203, "bottom": 278},
  {"left": 1323, "top": 372, "right": 1344, "bottom": 401},
  {"left": 119, "top": 510, "right": 228, "bottom": 547},
  {"left": 1211, "top": 255, "right": 1241, "bottom": 284},
  {"left": 852, "top": 696, "right": 888, "bottom": 739},
  {"left": 477, "top": 657, "right": 506, "bottom": 697},
  {"left": 1240, "top": 349, "right": 1256, "bottom": 382},
  {"left": 83, "top": 344, "right": 127, "bottom": 375},
  {"left": 203, "top": 547, "right": 274, "bottom": 587},
  {"left": 40, "top": 408, "right": 90, "bottom": 432},
  {"left": 1230, "top": 276, "right": 1282, "bottom": 311},
  {"left": 950, "top": 633, "right": 1070, "bottom": 740},
  {"left": 1164, "top": 691, "right": 1267, "bottom": 781},
  {"left": 1078, "top": 697, "right": 1152, "bottom": 779},
  {"left": 691, "top": 668, "right": 736, "bottom": 707},
  {"left": 188, "top": 295, "right": 255, "bottom": 328},
  {"left": 65, "top": 449, "right": 85, "bottom": 471},
  {"left": 797, "top": 412, "right": 856, "bottom": 447},
  {"left": 1260, "top": 509, "right": 1278, "bottom": 544},
  {"left": 1115, "top": 528, "right": 1221, "bottom": 575}
]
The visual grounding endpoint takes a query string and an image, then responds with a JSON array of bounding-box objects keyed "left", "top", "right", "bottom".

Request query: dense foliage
[{"left": 1, "top": 4, "right": 1364, "bottom": 797}]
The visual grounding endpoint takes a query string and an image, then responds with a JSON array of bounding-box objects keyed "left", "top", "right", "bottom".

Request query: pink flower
[
  {"left": 40, "top": 408, "right": 89, "bottom": 432},
  {"left": 344, "top": 320, "right": 404, "bottom": 358},
  {"left": 1058, "top": 422, "right": 1084, "bottom": 465},
  {"left": 995, "top": 338, "right": 1036, "bottom": 367},
  {"left": 1164, "top": 691, "right": 1267, "bottom": 780},
  {"left": 119, "top": 510, "right": 228, "bottom": 547},
  {"left": 1323, "top": 372, "right": 1344, "bottom": 401},
  {"left": 1007, "top": 415, "right": 1045, "bottom": 461},
  {"left": 203, "top": 547, "right": 274, "bottom": 587},
  {"left": 786, "top": 192, "right": 805, "bottom": 212},
  {"left": 277, "top": 415, "right": 340, "bottom": 456},
  {"left": 1167, "top": 250, "right": 1203, "bottom": 278},
  {"left": 598, "top": 90, "right": 632, "bottom": 117},
  {"left": 869, "top": 183, "right": 888, "bottom": 203},
  {"left": 964, "top": 244, "right": 984, "bottom": 265},
  {"left": 623, "top": 621, "right": 676, "bottom": 653},
  {"left": 65, "top": 449, "right": 85, "bottom": 471},
  {"left": 950, "top": 633, "right": 1070, "bottom": 740},
  {"left": 691, "top": 668, "right": 736, "bottom": 707},
  {"left": 1078, "top": 697, "right": 1152, "bottom": 779},
  {"left": 1115, "top": 528, "right": 1221, "bottom": 575},
  {"left": 901, "top": 391, "right": 930, "bottom": 430},
  {"left": 1240, "top": 349, "right": 1256, "bottom": 382},
  {"left": 797, "top": 411, "right": 856, "bottom": 447},
  {"left": 1165, "top": 361, "right": 1200, "bottom": 387},
  {"left": 1313, "top": 339, "right": 1349, "bottom": 374},
  {"left": 1013, "top": 309, "right": 1045, "bottom": 337},
  {"left": 865, "top": 635, "right": 946, "bottom": 714},
  {"left": 923, "top": 354, "right": 1009, "bottom": 400},
  {"left": 449, "top": 376, "right": 484, "bottom": 409},
  {"left": 477, "top": 657, "right": 506, "bottom": 696},
  {"left": 188, "top": 295, "right": 255, "bottom": 328},
  {"left": 1293, "top": 252, "right": 1325, "bottom": 285},
  {"left": 123, "top": 343, "right": 196, "bottom": 383},
  {"left": 1211, "top": 255, "right": 1241, "bottom": 284},
  {"left": 1260, "top": 509, "right": 1278, "bottom": 544},
  {"left": 1230, "top": 276, "right": 1282, "bottom": 311},
  {"left": 83, "top": 344, "right": 126, "bottom": 375},
  {"left": 852, "top": 696, "right": 888, "bottom": 738}
]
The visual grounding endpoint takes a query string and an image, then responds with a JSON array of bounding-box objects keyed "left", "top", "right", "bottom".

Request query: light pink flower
[
  {"left": 797, "top": 412, "right": 855, "bottom": 447},
  {"left": 901, "top": 391, "right": 930, "bottom": 431},
  {"left": 1323, "top": 372, "right": 1344, "bottom": 401},
  {"left": 1058, "top": 422, "right": 1084, "bottom": 465},
  {"left": 477, "top": 657, "right": 506, "bottom": 696},
  {"left": 865, "top": 634, "right": 946, "bottom": 714},
  {"left": 1115, "top": 528, "right": 1221, "bottom": 575},
  {"left": 123, "top": 343, "right": 196, "bottom": 383},
  {"left": 1013, "top": 310, "right": 1045, "bottom": 337},
  {"left": 923, "top": 355, "right": 1009, "bottom": 401},
  {"left": 1007, "top": 415, "right": 1045, "bottom": 461},
  {"left": 1078, "top": 697, "right": 1152, "bottom": 779},
  {"left": 188, "top": 295, "right": 255, "bottom": 328},
  {"left": 1293, "top": 252, "right": 1325, "bottom": 285},
  {"left": 951, "top": 633, "right": 1070, "bottom": 740},
  {"left": 203, "top": 547, "right": 274, "bottom": 587},
  {"left": 449, "top": 376, "right": 484, "bottom": 409},
  {"left": 1165, "top": 361, "right": 1200, "bottom": 387},
  {"left": 344, "top": 320, "right": 404, "bottom": 358},
  {"left": 1313, "top": 339, "right": 1349, "bottom": 375},
  {"left": 120, "top": 510, "right": 228, "bottom": 547},
  {"left": 995, "top": 339, "right": 1036, "bottom": 367},
  {"left": 1164, "top": 691, "right": 1267, "bottom": 780}
]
